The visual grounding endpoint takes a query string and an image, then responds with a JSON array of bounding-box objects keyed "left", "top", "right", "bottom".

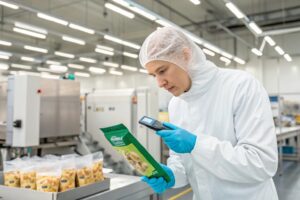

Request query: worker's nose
[{"left": 157, "top": 77, "right": 167, "bottom": 88}]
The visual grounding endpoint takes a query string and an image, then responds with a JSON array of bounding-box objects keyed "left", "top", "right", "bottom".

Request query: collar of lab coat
[{"left": 178, "top": 60, "right": 219, "bottom": 101}]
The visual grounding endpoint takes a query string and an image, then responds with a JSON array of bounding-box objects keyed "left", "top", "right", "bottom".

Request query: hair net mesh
[{"left": 139, "top": 27, "right": 208, "bottom": 74}]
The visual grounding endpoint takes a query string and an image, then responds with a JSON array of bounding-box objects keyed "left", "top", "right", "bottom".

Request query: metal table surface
[{"left": 83, "top": 173, "right": 155, "bottom": 200}]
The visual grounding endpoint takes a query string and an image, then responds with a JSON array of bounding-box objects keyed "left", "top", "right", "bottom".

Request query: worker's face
[{"left": 145, "top": 60, "right": 191, "bottom": 96}]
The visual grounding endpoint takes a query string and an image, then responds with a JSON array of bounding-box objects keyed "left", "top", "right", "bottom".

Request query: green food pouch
[{"left": 100, "top": 124, "right": 170, "bottom": 182}]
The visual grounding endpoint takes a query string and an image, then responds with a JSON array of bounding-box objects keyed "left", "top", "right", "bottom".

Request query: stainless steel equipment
[{"left": 0, "top": 75, "right": 80, "bottom": 147}]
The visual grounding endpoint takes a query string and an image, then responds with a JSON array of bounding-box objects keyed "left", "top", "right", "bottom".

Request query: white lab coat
[{"left": 167, "top": 64, "right": 278, "bottom": 200}]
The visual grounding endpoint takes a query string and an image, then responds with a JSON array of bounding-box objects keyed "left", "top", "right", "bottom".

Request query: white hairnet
[{"left": 139, "top": 27, "right": 209, "bottom": 75}]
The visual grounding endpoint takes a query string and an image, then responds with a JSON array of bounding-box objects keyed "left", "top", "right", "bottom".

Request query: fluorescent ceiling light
[
  {"left": 0, "top": 51, "right": 12, "bottom": 56},
  {"left": 21, "top": 56, "right": 35, "bottom": 62},
  {"left": 220, "top": 57, "right": 231, "bottom": 66},
  {"left": 17, "top": 71, "right": 40, "bottom": 76},
  {"left": 251, "top": 48, "right": 263, "bottom": 56},
  {"left": 62, "top": 35, "right": 85, "bottom": 45},
  {"left": 203, "top": 43, "right": 221, "bottom": 54},
  {"left": 14, "top": 22, "right": 47, "bottom": 34},
  {"left": 89, "top": 67, "right": 106, "bottom": 74},
  {"left": 221, "top": 52, "right": 233, "bottom": 59},
  {"left": 104, "top": 35, "right": 140, "bottom": 50},
  {"left": 139, "top": 69, "right": 148, "bottom": 74},
  {"left": 41, "top": 73, "right": 60, "bottom": 79},
  {"left": 102, "top": 61, "right": 119, "bottom": 68},
  {"left": 186, "top": 32, "right": 203, "bottom": 45},
  {"left": 75, "top": 72, "right": 90, "bottom": 78},
  {"left": 79, "top": 57, "right": 97, "bottom": 63},
  {"left": 68, "top": 63, "right": 85, "bottom": 69},
  {"left": 112, "top": 0, "right": 156, "bottom": 20},
  {"left": 202, "top": 48, "right": 215, "bottom": 56},
  {"left": 109, "top": 70, "right": 123, "bottom": 76},
  {"left": 13, "top": 27, "right": 46, "bottom": 39},
  {"left": 0, "top": 55, "right": 9, "bottom": 59},
  {"left": 0, "top": 63, "right": 9, "bottom": 70},
  {"left": 11, "top": 63, "right": 32, "bottom": 70},
  {"left": 225, "top": 2, "right": 245, "bottom": 19},
  {"left": 97, "top": 45, "right": 114, "bottom": 52},
  {"left": 95, "top": 48, "right": 114, "bottom": 56},
  {"left": 284, "top": 54, "right": 292, "bottom": 62},
  {"left": 55, "top": 51, "right": 75, "bottom": 58},
  {"left": 0, "top": 40, "right": 12, "bottom": 46},
  {"left": 123, "top": 51, "right": 138, "bottom": 59},
  {"left": 46, "top": 60, "right": 61, "bottom": 65},
  {"left": 155, "top": 19, "right": 173, "bottom": 27},
  {"left": 264, "top": 36, "right": 276, "bottom": 46},
  {"left": 24, "top": 45, "right": 48, "bottom": 53},
  {"left": 37, "top": 13, "right": 68, "bottom": 26},
  {"left": 0, "top": 1, "right": 19, "bottom": 9},
  {"left": 275, "top": 46, "right": 285, "bottom": 55},
  {"left": 233, "top": 57, "right": 246, "bottom": 65},
  {"left": 68, "top": 23, "right": 95, "bottom": 34},
  {"left": 249, "top": 22, "right": 263, "bottom": 35},
  {"left": 129, "top": 6, "right": 156, "bottom": 21},
  {"left": 121, "top": 65, "right": 138, "bottom": 71},
  {"left": 50, "top": 65, "right": 68, "bottom": 72},
  {"left": 37, "top": 67, "right": 53, "bottom": 73},
  {"left": 190, "top": 0, "right": 201, "bottom": 5},
  {"left": 105, "top": 3, "right": 135, "bottom": 19}
]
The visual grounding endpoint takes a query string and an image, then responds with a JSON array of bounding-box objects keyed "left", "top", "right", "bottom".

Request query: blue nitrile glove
[
  {"left": 157, "top": 122, "right": 197, "bottom": 153},
  {"left": 141, "top": 164, "right": 175, "bottom": 194}
]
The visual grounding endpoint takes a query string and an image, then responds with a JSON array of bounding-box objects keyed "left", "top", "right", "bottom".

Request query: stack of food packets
[{"left": 3, "top": 152, "right": 104, "bottom": 192}]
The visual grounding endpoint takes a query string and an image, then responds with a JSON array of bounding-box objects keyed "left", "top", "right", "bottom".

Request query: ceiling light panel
[
  {"left": 62, "top": 35, "right": 85, "bottom": 45},
  {"left": 24, "top": 45, "right": 48, "bottom": 53},
  {"left": 37, "top": 13, "right": 68, "bottom": 26},
  {"left": 68, "top": 23, "right": 95, "bottom": 34},
  {"left": 14, "top": 22, "right": 48, "bottom": 34},
  {"left": 13, "top": 27, "right": 46, "bottom": 39},
  {"left": 79, "top": 57, "right": 97, "bottom": 63},
  {"left": 55, "top": 51, "right": 75, "bottom": 58},
  {"left": 0, "top": 1, "right": 19, "bottom": 9},
  {"left": 105, "top": 3, "right": 135, "bottom": 19}
]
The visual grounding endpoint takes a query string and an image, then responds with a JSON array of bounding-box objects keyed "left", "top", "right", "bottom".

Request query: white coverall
[{"left": 139, "top": 27, "right": 278, "bottom": 200}]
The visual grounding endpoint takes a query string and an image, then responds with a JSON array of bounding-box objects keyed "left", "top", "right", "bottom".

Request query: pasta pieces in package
[
  {"left": 36, "top": 163, "right": 61, "bottom": 192},
  {"left": 59, "top": 157, "right": 76, "bottom": 192},
  {"left": 92, "top": 152, "right": 104, "bottom": 182},
  {"left": 75, "top": 155, "right": 94, "bottom": 187},
  {"left": 20, "top": 164, "right": 37, "bottom": 190},
  {"left": 3, "top": 159, "right": 21, "bottom": 188},
  {"left": 100, "top": 124, "right": 170, "bottom": 182}
]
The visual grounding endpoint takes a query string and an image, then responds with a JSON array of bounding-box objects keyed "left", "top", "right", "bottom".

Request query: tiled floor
[{"left": 163, "top": 161, "right": 300, "bottom": 200}]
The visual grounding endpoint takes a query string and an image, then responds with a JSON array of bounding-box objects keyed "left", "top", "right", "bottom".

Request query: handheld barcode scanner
[{"left": 139, "top": 116, "right": 170, "bottom": 131}]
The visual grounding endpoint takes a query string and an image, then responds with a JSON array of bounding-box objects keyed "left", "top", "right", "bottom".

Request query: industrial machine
[{"left": 0, "top": 75, "right": 81, "bottom": 162}]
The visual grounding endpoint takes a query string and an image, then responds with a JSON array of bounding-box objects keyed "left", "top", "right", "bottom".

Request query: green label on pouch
[{"left": 100, "top": 124, "right": 170, "bottom": 182}]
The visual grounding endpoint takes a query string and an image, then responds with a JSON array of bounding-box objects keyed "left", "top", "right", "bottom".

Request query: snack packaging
[
  {"left": 75, "top": 154, "right": 94, "bottom": 187},
  {"left": 100, "top": 124, "right": 170, "bottom": 182},
  {"left": 92, "top": 152, "right": 104, "bottom": 182}
]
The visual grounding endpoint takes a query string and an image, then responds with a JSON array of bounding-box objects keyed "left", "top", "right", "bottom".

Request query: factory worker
[{"left": 139, "top": 27, "right": 278, "bottom": 200}]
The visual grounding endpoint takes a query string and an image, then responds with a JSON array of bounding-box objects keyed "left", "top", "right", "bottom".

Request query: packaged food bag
[
  {"left": 19, "top": 160, "right": 37, "bottom": 190},
  {"left": 100, "top": 124, "right": 170, "bottom": 182},
  {"left": 59, "top": 157, "right": 76, "bottom": 192},
  {"left": 92, "top": 152, "right": 104, "bottom": 182},
  {"left": 3, "top": 159, "right": 22, "bottom": 187},
  {"left": 36, "top": 162, "right": 61, "bottom": 192},
  {"left": 75, "top": 154, "right": 94, "bottom": 187}
]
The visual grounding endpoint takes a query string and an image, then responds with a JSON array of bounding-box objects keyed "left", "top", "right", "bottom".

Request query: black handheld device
[{"left": 139, "top": 116, "right": 170, "bottom": 131}]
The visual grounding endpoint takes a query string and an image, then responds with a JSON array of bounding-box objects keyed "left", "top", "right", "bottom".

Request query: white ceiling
[{"left": 0, "top": 0, "right": 300, "bottom": 76}]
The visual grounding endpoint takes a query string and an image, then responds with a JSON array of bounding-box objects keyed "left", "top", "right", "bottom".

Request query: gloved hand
[
  {"left": 157, "top": 122, "right": 197, "bottom": 153},
  {"left": 141, "top": 164, "right": 175, "bottom": 194}
]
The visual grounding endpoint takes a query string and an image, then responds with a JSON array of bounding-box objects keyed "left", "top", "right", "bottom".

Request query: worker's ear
[{"left": 183, "top": 47, "right": 191, "bottom": 62}]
